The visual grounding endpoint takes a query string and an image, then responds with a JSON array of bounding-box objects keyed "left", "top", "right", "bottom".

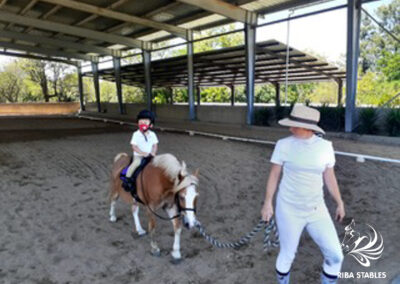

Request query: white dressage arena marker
[
  {"left": 356, "top": 156, "right": 366, "bottom": 163},
  {"left": 189, "top": 131, "right": 195, "bottom": 136}
]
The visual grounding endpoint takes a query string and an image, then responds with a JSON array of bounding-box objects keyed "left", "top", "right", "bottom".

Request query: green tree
[
  {"left": 360, "top": 0, "right": 399, "bottom": 76},
  {"left": 21, "top": 59, "right": 52, "bottom": 102},
  {"left": 0, "top": 61, "right": 25, "bottom": 103}
]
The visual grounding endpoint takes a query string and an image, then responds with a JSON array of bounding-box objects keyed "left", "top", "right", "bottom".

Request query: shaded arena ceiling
[{"left": 0, "top": 0, "right": 346, "bottom": 63}]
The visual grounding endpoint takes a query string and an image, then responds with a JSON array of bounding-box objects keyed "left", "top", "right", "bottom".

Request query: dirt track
[{"left": 0, "top": 117, "right": 399, "bottom": 284}]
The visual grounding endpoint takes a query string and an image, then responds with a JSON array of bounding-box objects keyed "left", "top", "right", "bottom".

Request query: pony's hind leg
[
  {"left": 132, "top": 202, "right": 146, "bottom": 236},
  {"left": 147, "top": 209, "right": 161, "bottom": 257},
  {"left": 109, "top": 193, "right": 118, "bottom": 222},
  {"left": 166, "top": 206, "right": 182, "bottom": 262}
]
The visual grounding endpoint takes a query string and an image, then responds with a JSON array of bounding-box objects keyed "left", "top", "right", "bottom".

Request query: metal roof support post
[
  {"left": 143, "top": 49, "right": 152, "bottom": 111},
  {"left": 113, "top": 55, "right": 124, "bottom": 114},
  {"left": 187, "top": 30, "right": 196, "bottom": 120},
  {"left": 91, "top": 61, "right": 101, "bottom": 113},
  {"left": 345, "top": 0, "right": 361, "bottom": 132},
  {"left": 77, "top": 63, "right": 85, "bottom": 112},
  {"left": 196, "top": 85, "right": 201, "bottom": 106},
  {"left": 274, "top": 82, "right": 281, "bottom": 107},
  {"left": 230, "top": 85, "right": 235, "bottom": 106},
  {"left": 245, "top": 23, "right": 256, "bottom": 125},
  {"left": 336, "top": 79, "right": 343, "bottom": 106}
]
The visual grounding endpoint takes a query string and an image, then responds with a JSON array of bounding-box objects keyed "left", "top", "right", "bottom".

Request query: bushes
[
  {"left": 255, "top": 105, "right": 400, "bottom": 137},
  {"left": 318, "top": 104, "right": 345, "bottom": 132},
  {"left": 254, "top": 108, "right": 271, "bottom": 126},
  {"left": 274, "top": 106, "right": 287, "bottom": 121},
  {"left": 385, "top": 108, "right": 400, "bottom": 137},
  {"left": 357, "top": 108, "right": 380, "bottom": 135}
]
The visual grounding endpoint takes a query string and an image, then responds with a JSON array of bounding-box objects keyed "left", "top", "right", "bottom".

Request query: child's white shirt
[{"left": 130, "top": 130, "right": 158, "bottom": 156}]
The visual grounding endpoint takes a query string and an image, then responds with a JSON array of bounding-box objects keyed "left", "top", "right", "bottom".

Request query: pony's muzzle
[{"left": 183, "top": 215, "right": 196, "bottom": 229}]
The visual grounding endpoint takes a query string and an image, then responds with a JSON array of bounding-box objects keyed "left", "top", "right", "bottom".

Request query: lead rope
[{"left": 194, "top": 218, "right": 279, "bottom": 250}]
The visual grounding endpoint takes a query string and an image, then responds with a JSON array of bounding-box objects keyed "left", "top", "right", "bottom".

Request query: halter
[{"left": 174, "top": 183, "right": 197, "bottom": 214}]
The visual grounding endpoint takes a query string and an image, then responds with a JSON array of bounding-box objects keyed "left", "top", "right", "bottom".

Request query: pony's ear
[{"left": 193, "top": 168, "right": 200, "bottom": 177}]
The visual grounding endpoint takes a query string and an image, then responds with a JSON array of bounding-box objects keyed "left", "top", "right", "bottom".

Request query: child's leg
[{"left": 126, "top": 156, "right": 143, "bottom": 178}]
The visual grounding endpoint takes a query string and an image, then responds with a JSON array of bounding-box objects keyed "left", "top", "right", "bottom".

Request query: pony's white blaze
[{"left": 184, "top": 185, "right": 197, "bottom": 228}]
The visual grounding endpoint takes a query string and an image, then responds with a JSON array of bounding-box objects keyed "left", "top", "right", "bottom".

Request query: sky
[{"left": 0, "top": 0, "right": 392, "bottom": 67}]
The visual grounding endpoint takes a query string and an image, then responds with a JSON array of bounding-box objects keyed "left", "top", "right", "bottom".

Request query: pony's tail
[
  {"left": 114, "top": 152, "right": 128, "bottom": 163},
  {"left": 108, "top": 153, "right": 129, "bottom": 202}
]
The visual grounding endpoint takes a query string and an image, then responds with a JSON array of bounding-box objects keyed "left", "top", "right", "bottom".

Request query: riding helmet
[{"left": 137, "top": 109, "right": 155, "bottom": 124}]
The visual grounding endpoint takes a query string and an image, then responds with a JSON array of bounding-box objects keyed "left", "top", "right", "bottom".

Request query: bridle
[{"left": 174, "top": 183, "right": 197, "bottom": 214}]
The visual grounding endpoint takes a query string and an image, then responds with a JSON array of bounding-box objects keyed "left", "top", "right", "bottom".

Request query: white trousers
[{"left": 275, "top": 196, "right": 344, "bottom": 277}]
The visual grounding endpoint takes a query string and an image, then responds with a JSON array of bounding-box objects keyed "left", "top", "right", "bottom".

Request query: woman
[{"left": 261, "top": 105, "right": 345, "bottom": 284}]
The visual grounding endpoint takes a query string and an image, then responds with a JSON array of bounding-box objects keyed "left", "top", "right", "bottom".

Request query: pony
[{"left": 109, "top": 153, "right": 199, "bottom": 262}]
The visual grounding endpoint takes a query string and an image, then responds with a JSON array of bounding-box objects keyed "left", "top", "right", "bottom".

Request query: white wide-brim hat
[{"left": 278, "top": 104, "right": 325, "bottom": 134}]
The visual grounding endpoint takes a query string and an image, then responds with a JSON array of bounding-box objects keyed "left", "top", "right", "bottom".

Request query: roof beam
[
  {"left": 0, "top": 0, "right": 7, "bottom": 8},
  {"left": 0, "top": 50, "right": 77, "bottom": 65},
  {"left": 23, "top": 5, "right": 62, "bottom": 33},
  {"left": 74, "top": 0, "right": 130, "bottom": 26},
  {"left": 5, "top": 0, "right": 38, "bottom": 30},
  {"left": 0, "top": 10, "right": 148, "bottom": 50},
  {"left": 258, "top": 47, "right": 340, "bottom": 80},
  {"left": 176, "top": 0, "right": 258, "bottom": 25},
  {"left": 104, "top": 2, "right": 181, "bottom": 34},
  {"left": 39, "top": 0, "right": 189, "bottom": 39},
  {"left": 0, "top": 41, "right": 94, "bottom": 61},
  {"left": 0, "top": 30, "right": 120, "bottom": 56}
]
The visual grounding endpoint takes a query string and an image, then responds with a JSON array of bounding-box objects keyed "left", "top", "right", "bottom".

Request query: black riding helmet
[{"left": 137, "top": 109, "right": 155, "bottom": 124}]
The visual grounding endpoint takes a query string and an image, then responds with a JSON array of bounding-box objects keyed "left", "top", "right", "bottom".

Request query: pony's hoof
[
  {"left": 150, "top": 249, "right": 161, "bottom": 257},
  {"left": 138, "top": 230, "right": 147, "bottom": 237},
  {"left": 109, "top": 216, "right": 117, "bottom": 222},
  {"left": 170, "top": 258, "right": 182, "bottom": 265}
]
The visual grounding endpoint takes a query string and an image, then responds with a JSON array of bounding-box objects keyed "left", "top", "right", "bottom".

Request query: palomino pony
[{"left": 109, "top": 153, "right": 199, "bottom": 262}]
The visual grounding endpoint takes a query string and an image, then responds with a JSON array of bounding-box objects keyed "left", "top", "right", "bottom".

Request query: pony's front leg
[
  {"left": 132, "top": 203, "right": 146, "bottom": 236},
  {"left": 147, "top": 209, "right": 161, "bottom": 257},
  {"left": 166, "top": 206, "right": 182, "bottom": 262}
]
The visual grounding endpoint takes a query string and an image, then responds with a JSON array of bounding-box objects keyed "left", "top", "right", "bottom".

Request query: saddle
[{"left": 120, "top": 155, "right": 153, "bottom": 204}]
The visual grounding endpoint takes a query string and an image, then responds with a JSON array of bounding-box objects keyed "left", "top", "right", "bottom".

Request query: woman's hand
[
  {"left": 335, "top": 202, "right": 345, "bottom": 223},
  {"left": 261, "top": 202, "right": 274, "bottom": 222}
]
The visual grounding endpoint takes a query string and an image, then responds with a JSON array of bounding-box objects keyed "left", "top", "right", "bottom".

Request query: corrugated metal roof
[{"left": 84, "top": 40, "right": 345, "bottom": 87}]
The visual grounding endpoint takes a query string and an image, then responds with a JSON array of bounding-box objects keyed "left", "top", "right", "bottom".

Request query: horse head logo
[{"left": 341, "top": 219, "right": 384, "bottom": 267}]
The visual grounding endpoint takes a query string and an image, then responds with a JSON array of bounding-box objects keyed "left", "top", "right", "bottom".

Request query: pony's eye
[{"left": 179, "top": 196, "right": 185, "bottom": 201}]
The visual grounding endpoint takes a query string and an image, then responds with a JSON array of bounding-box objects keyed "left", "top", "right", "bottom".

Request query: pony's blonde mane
[
  {"left": 152, "top": 154, "right": 198, "bottom": 193},
  {"left": 152, "top": 153, "right": 188, "bottom": 181},
  {"left": 173, "top": 174, "right": 199, "bottom": 193}
]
